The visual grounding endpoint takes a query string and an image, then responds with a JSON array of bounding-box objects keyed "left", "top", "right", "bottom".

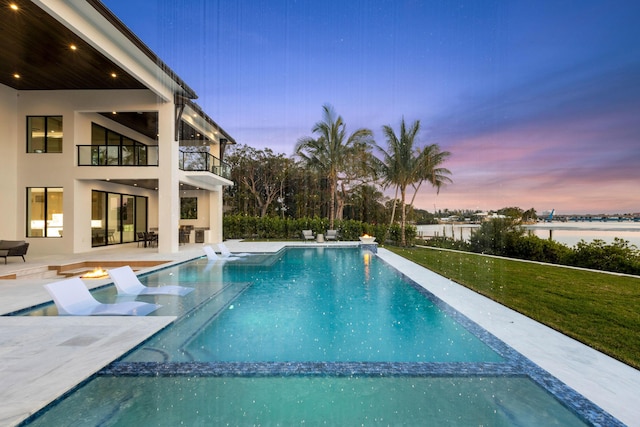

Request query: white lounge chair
[
  {"left": 44, "top": 277, "right": 161, "bottom": 316},
  {"left": 108, "top": 266, "right": 193, "bottom": 296},
  {"left": 203, "top": 245, "right": 239, "bottom": 261},
  {"left": 217, "top": 242, "right": 251, "bottom": 257},
  {"left": 326, "top": 230, "right": 338, "bottom": 241}
]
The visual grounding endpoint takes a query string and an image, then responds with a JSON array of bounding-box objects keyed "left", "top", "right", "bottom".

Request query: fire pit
[
  {"left": 81, "top": 267, "right": 108, "bottom": 279},
  {"left": 358, "top": 234, "right": 376, "bottom": 243}
]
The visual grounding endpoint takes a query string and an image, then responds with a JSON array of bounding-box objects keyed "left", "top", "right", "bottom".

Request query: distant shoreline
[{"left": 416, "top": 222, "right": 640, "bottom": 247}]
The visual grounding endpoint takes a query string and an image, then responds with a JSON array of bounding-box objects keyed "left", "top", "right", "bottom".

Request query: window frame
[
  {"left": 26, "top": 187, "right": 64, "bottom": 238},
  {"left": 26, "top": 116, "right": 63, "bottom": 153}
]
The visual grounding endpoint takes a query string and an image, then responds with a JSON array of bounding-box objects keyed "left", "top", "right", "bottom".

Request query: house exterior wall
[
  {"left": 9, "top": 88, "right": 167, "bottom": 255},
  {"left": 2, "top": 2, "right": 233, "bottom": 257},
  {"left": 0, "top": 84, "right": 19, "bottom": 240},
  {"left": 3, "top": 84, "right": 229, "bottom": 256}
]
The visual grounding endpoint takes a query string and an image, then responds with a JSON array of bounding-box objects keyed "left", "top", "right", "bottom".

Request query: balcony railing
[
  {"left": 77, "top": 145, "right": 230, "bottom": 179},
  {"left": 78, "top": 145, "right": 159, "bottom": 166},
  {"left": 179, "top": 150, "right": 231, "bottom": 180}
]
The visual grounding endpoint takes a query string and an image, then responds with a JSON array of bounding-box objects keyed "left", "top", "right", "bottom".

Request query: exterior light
[
  {"left": 10, "top": 4, "right": 18, "bottom": 11},
  {"left": 13, "top": 73, "right": 20, "bottom": 79},
  {"left": 110, "top": 72, "right": 117, "bottom": 78}
]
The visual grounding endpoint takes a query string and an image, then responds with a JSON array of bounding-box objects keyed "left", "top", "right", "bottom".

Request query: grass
[{"left": 388, "top": 246, "right": 640, "bottom": 370}]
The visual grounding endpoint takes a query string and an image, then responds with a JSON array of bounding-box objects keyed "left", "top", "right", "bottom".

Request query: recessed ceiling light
[
  {"left": 112, "top": 111, "right": 117, "bottom": 115},
  {"left": 110, "top": 72, "right": 117, "bottom": 78},
  {"left": 10, "top": 4, "right": 18, "bottom": 11},
  {"left": 13, "top": 73, "right": 20, "bottom": 79},
  {"left": 70, "top": 44, "right": 77, "bottom": 51}
]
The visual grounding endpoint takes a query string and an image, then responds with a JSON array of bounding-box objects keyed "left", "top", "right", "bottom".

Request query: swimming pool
[{"left": 22, "top": 247, "right": 620, "bottom": 426}]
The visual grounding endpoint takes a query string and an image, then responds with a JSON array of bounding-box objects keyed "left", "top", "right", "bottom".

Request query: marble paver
[{"left": 0, "top": 316, "right": 174, "bottom": 426}]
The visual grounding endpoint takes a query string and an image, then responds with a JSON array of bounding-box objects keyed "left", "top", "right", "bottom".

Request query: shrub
[
  {"left": 422, "top": 236, "right": 472, "bottom": 251},
  {"left": 334, "top": 219, "right": 365, "bottom": 241},
  {"left": 223, "top": 215, "right": 416, "bottom": 244},
  {"left": 507, "top": 235, "right": 572, "bottom": 264},
  {"left": 468, "top": 218, "right": 525, "bottom": 256},
  {"left": 565, "top": 238, "right": 640, "bottom": 275}
]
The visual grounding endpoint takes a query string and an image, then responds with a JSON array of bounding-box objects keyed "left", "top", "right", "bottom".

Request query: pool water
[
  {"left": 23, "top": 247, "right": 617, "bottom": 426},
  {"left": 123, "top": 247, "right": 503, "bottom": 363},
  {"left": 27, "top": 376, "right": 587, "bottom": 426}
]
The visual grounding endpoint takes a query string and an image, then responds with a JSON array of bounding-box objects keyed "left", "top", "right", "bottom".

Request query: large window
[
  {"left": 27, "top": 188, "right": 63, "bottom": 237},
  {"left": 91, "top": 190, "right": 147, "bottom": 247},
  {"left": 27, "top": 116, "right": 63, "bottom": 153},
  {"left": 87, "top": 123, "right": 151, "bottom": 166}
]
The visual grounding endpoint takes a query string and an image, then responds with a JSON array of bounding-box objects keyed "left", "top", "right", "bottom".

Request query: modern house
[{"left": 0, "top": 0, "right": 235, "bottom": 255}]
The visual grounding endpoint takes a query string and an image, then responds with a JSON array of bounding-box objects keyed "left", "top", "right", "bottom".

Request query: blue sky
[{"left": 103, "top": 0, "right": 640, "bottom": 214}]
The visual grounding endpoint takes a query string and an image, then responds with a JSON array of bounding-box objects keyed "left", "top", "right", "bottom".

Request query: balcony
[
  {"left": 78, "top": 145, "right": 159, "bottom": 166},
  {"left": 76, "top": 145, "right": 231, "bottom": 186},
  {"left": 179, "top": 150, "right": 231, "bottom": 180}
]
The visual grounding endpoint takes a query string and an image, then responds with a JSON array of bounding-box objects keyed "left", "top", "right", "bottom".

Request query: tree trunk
[
  {"left": 329, "top": 176, "right": 337, "bottom": 229},
  {"left": 400, "top": 186, "right": 407, "bottom": 247},
  {"left": 385, "top": 186, "right": 399, "bottom": 243}
]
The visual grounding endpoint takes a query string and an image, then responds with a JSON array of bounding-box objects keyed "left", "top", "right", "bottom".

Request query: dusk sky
[{"left": 103, "top": 0, "right": 640, "bottom": 215}]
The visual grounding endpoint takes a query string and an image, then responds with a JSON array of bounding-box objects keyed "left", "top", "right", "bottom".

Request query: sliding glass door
[{"left": 92, "top": 190, "right": 147, "bottom": 247}]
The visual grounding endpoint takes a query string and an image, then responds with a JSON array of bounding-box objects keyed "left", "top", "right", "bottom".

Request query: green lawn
[{"left": 388, "top": 246, "right": 640, "bottom": 369}]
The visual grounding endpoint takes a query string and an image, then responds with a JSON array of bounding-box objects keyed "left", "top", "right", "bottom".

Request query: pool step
[
  {"left": 1, "top": 260, "right": 168, "bottom": 280},
  {"left": 0, "top": 265, "right": 61, "bottom": 280},
  {"left": 2, "top": 265, "right": 110, "bottom": 280}
]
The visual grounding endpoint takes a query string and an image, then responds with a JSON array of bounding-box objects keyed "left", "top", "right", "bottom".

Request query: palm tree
[
  {"left": 295, "top": 104, "right": 373, "bottom": 228},
  {"left": 376, "top": 118, "right": 452, "bottom": 246}
]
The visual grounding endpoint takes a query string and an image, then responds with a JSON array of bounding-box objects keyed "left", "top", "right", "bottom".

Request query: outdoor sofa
[{"left": 0, "top": 240, "right": 29, "bottom": 264}]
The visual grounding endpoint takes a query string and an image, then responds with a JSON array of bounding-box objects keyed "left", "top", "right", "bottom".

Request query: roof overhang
[
  {"left": 1, "top": 0, "right": 196, "bottom": 101},
  {"left": 2, "top": 1, "right": 238, "bottom": 148},
  {"left": 181, "top": 100, "right": 237, "bottom": 145}
]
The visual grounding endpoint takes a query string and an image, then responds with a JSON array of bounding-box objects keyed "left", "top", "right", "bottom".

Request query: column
[
  {"left": 157, "top": 102, "right": 179, "bottom": 253},
  {"left": 208, "top": 186, "right": 223, "bottom": 243}
]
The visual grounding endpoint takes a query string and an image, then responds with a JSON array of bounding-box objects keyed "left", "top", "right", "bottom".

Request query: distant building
[{"left": 0, "top": 1, "right": 235, "bottom": 255}]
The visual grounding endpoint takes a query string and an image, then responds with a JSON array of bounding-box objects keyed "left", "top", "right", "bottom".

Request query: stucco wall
[
  {"left": 14, "top": 89, "right": 165, "bottom": 254},
  {"left": 0, "top": 84, "right": 18, "bottom": 240}
]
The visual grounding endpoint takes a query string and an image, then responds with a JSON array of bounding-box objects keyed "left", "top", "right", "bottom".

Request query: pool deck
[{"left": 0, "top": 241, "right": 638, "bottom": 426}]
